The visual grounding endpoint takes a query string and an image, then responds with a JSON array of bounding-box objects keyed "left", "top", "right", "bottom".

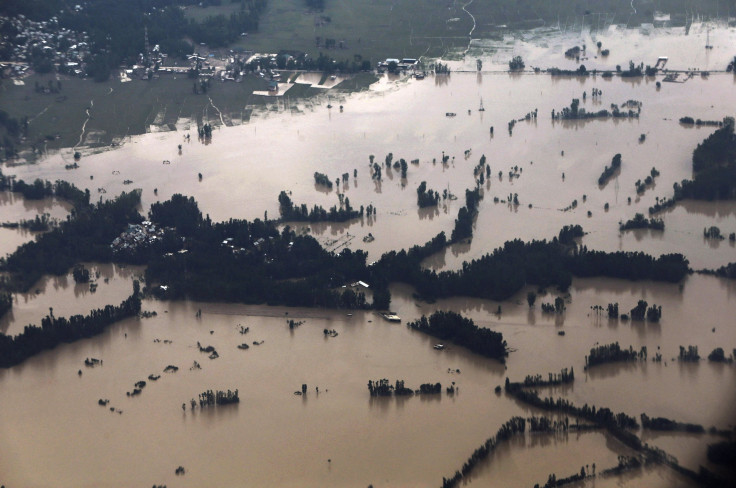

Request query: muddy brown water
[{"left": 2, "top": 26, "right": 736, "bottom": 487}]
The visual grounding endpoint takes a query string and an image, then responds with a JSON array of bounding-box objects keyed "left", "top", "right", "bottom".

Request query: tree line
[
  {"left": 0, "top": 282, "right": 141, "bottom": 368},
  {"left": 407, "top": 311, "right": 508, "bottom": 363},
  {"left": 585, "top": 342, "right": 646, "bottom": 368},
  {"left": 278, "top": 191, "right": 361, "bottom": 222},
  {"left": 1, "top": 189, "right": 141, "bottom": 291}
]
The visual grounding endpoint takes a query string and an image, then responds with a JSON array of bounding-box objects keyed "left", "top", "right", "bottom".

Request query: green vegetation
[
  {"left": 707, "top": 347, "right": 733, "bottom": 363},
  {"left": 598, "top": 153, "right": 621, "bottom": 186},
  {"left": 192, "top": 389, "right": 240, "bottom": 409},
  {"left": 416, "top": 181, "right": 440, "bottom": 208},
  {"left": 367, "top": 379, "right": 443, "bottom": 397},
  {"left": 450, "top": 188, "right": 482, "bottom": 242},
  {"left": 679, "top": 345, "right": 700, "bottom": 362},
  {"left": 313, "top": 171, "right": 333, "bottom": 189},
  {"left": 407, "top": 311, "right": 508, "bottom": 363},
  {"left": 640, "top": 413, "right": 704, "bottom": 433},
  {"left": 278, "top": 190, "right": 361, "bottom": 222},
  {"left": 585, "top": 342, "right": 646, "bottom": 368},
  {"left": 0, "top": 291, "right": 12, "bottom": 318},
  {"left": 1, "top": 188, "right": 141, "bottom": 291},
  {"left": 553, "top": 100, "right": 639, "bottom": 121},
  {"left": 521, "top": 368, "right": 574, "bottom": 387},
  {"left": 619, "top": 213, "right": 664, "bottom": 231},
  {"left": 652, "top": 120, "right": 736, "bottom": 211},
  {"left": 635, "top": 167, "right": 660, "bottom": 195},
  {"left": 508, "top": 56, "right": 525, "bottom": 71}
]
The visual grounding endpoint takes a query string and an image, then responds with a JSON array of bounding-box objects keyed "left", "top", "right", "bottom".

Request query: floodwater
[
  {"left": 9, "top": 65, "right": 736, "bottom": 269},
  {"left": 0, "top": 192, "right": 71, "bottom": 257},
  {"left": 2, "top": 25, "right": 736, "bottom": 487},
  {"left": 0, "top": 263, "right": 144, "bottom": 336}
]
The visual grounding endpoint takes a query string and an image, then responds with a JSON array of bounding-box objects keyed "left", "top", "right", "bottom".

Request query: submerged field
[{"left": 1, "top": 22, "right": 736, "bottom": 488}]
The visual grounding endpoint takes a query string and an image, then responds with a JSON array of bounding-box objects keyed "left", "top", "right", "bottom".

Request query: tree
[{"left": 509, "top": 56, "right": 525, "bottom": 71}]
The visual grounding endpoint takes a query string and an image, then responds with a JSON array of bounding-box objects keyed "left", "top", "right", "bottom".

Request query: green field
[
  {"left": 0, "top": 73, "right": 323, "bottom": 153},
  {"left": 229, "top": 0, "right": 729, "bottom": 63}
]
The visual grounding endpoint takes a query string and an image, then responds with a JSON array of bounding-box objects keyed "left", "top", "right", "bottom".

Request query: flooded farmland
[{"left": 1, "top": 24, "right": 736, "bottom": 488}]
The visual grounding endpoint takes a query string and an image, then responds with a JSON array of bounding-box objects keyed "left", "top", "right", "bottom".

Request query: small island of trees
[
  {"left": 407, "top": 311, "right": 508, "bottom": 363},
  {"left": 416, "top": 181, "right": 440, "bottom": 208},
  {"left": 278, "top": 191, "right": 362, "bottom": 222},
  {"left": 598, "top": 154, "right": 622, "bottom": 186},
  {"left": 619, "top": 213, "right": 664, "bottom": 231},
  {"left": 585, "top": 342, "right": 646, "bottom": 368}
]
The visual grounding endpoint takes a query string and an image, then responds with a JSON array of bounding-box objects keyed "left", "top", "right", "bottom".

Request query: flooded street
[{"left": 2, "top": 25, "right": 736, "bottom": 487}]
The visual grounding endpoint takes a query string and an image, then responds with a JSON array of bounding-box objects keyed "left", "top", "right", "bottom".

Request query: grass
[
  {"left": 333, "top": 72, "right": 379, "bottom": 92},
  {"left": 233, "top": 0, "right": 730, "bottom": 63},
  {"left": 0, "top": 73, "right": 330, "bottom": 152},
  {"left": 183, "top": 3, "right": 244, "bottom": 23}
]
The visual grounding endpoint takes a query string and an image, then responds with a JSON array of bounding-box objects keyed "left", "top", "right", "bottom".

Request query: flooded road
[{"left": 1, "top": 24, "right": 736, "bottom": 487}]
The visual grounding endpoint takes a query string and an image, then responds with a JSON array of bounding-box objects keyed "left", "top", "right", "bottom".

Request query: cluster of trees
[
  {"left": 709, "top": 262, "right": 736, "bottom": 280},
  {"left": 552, "top": 100, "right": 639, "bottom": 121},
  {"left": 619, "top": 213, "right": 664, "bottom": 231},
  {"left": 585, "top": 342, "right": 646, "bottom": 368},
  {"left": 508, "top": 56, "right": 525, "bottom": 71},
  {"left": 540, "top": 297, "right": 565, "bottom": 314},
  {"left": 72, "top": 264, "right": 91, "bottom": 283},
  {"left": 433, "top": 62, "right": 451, "bottom": 74},
  {"left": 372, "top": 230, "right": 688, "bottom": 306},
  {"left": 277, "top": 191, "right": 361, "bottom": 222},
  {"left": 640, "top": 413, "right": 704, "bottom": 433},
  {"left": 557, "top": 225, "right": 584, "bottom": 245},
  {"left": 366, "top": 379, "right": 442, "bottom": 397},
  {"left": 707, "top": 347, "right": 734, "bottom": 363},
  {"left": 407, "top": 311, "right": 508, "bottom": 362},
  {"left": 198, "top": 123, "right": 213, "bottom": 139},
  {"left": 627, "top": 300, "right": 661, "bottom": 321},
  {"left": 0, "top": 171, "right": 90, "bottom": 209},
  {"left": 2, "top": 189, "right": 141, "bottom": 291},
  {"left": 653, "top": 119, "right": 736, "bottom": 206},
  {"left": 194, "top": 389, "right": 239, "bottom": 408},
  {"left": 0, "top": 283, "right": 141, "bottom": 368},
  {"left": 619, "top": 60, "right": 644, "bottom": 77},
  {"left": 416, "top": 181, "right": 440, "bottom": 208},
  {"left": 566, "top": 248, "right": 688, "bottom": 283},
  {"left": 689, "top": 120, "right": 736, "bottom": 197},
  {"left": 144, "top": 195, "right": 372, "bottom": 309},
  {"left": 679, "top": 345, "right": 700, "bottom": 361},
  {"left": 450, "top": 188, "right": 482, "bottom": 242},
  {"left": 536, "top": 467, "right": 590, "bottom": 488},
  {"left": 679, "top": 116, "right": 723, "bottom": 127},
  {"left": 635, "top": 167, "right": 660, "bottom": 195},
  {"left": 0, "top": 291, "right": 11, "bottom": 318},
  {"left": 313, "top": 172, "right": 333, "bottom": 189},
  {"left": 598, "top": 154, "right": 621, "bottom": 186},
  {"left": 521, "top": 368, "right": 574, "bottom": 387},
  {"left": 547, "top": 65, "right": 589, "bottom": 76}
]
